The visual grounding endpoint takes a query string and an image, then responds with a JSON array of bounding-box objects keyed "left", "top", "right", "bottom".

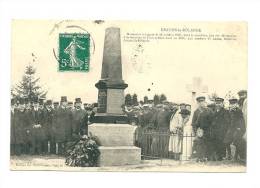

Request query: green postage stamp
[{"left": 59, "top": 33, "right": 90, "bottom": 72}]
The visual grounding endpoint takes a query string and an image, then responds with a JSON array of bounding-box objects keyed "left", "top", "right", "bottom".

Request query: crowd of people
[
  {"left": 123, "top": 90, "right": 247, "bottom": 162},
  {"left": 10, "top": 96, "right": 96, "bottom": 155},
  {"left": 11, "top": 90, "right": 247, "bottom": 163}
]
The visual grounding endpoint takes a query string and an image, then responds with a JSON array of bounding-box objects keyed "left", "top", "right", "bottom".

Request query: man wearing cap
[
  {"left": 71, "top": 98, "right": 88, "bottom": 141},
  {"left": 224, "top": 98, "right": 246, "bottom": 161},
  {"left": 192, "top": 96, "right": 213, "bottom": 160},
  {"left": 53, "top": 96, "right": 72, "bottom": 155},
  {"left": 210, "top": 97, "right": 230, "bottom": 161}
]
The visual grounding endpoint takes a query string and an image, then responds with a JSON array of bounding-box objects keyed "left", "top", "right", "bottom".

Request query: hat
[
  {"left": 39, "top": 98, "right": 45, "bottom": 105},
  {"left": 68, "top": 102, "right": 73, "bottom": 105},
  {"left": 53, "top": 102, "right": 59, "bottom": 105},
  {"left": 229, "top": 98, "right": 238, "bottom": 104},
  {"left": 60, "top": 96, "right": 67, "bottom": 102},
  {"left": 156, "top": 104, "right": 163, "bottom": 108},
  {"left": 238, "top": 90, "right": 247, "bottom": 96},
  {"left": 75, "top": 98, "right": 82, "bottom": 103},
  {"left": 179, "top": 109, "right": 191, "bottom": 115},
  {"left": 19, "top": 98, "right": 25, "bottom": 104},
  {"left": 83, "top": 103, "right": 88, "bottom": 106},
  {"left": 24, "top": 97, "right": 29, "bottom": 104},
  {"left": 143, "top": 104, "right": 149, "bottom": 108},
  {"left": 179, "top": 103, "right": 186, "bottom": 106},
  {"left": 196, "top": 96, "right": 206, "bottom": 102},
  {"left": 46, "top": 100, "right": 52, "bottom": 105},
  {"left": 215, "top": 97, "right": 224, "bottom": 103}
]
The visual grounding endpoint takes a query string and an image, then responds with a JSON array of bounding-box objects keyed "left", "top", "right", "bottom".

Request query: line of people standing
[{"left": 11, "top": 96, "right": 95, "bottom": 156}]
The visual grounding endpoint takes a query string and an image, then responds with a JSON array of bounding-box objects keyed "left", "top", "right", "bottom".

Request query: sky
[{"left": 11, "top": 20, "right": 247, "bottom": 105}]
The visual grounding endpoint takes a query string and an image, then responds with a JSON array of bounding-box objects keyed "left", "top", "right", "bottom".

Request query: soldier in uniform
[
  {"left": 71, "top": 98, "right": 88, "bottom": 141},
  {"left": 210, "top": 97, "right": 230, "bottom": 161},
  {"left": 53, "top": 96, "right": 72, "bottom": 155},
  {"left": 45, "top": 100, "right": 54, "bottom": 154}
]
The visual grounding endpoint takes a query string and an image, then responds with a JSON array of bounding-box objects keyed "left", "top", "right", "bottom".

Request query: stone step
[{"left": 98, "top": 146, "right": 141, "bottom": 166}]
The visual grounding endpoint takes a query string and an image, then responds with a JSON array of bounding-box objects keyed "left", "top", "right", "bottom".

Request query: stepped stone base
[{"left": 88, "top": 123, "right": 141, "bottom": 166}]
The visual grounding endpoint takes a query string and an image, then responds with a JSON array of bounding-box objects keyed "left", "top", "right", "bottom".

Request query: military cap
[
  {"left": 229, "top": 98, "right": 238, "bottom": 104},
  {"left": 179, "top": 103, "right": 186, "bottom": 106},
  {"left": 46, "top": 100, "right": 52, "bottom": 105},
  {"left": 238, "top": 90, "right": 247, "bottom": 96},
  {"left": 68, "top": 101, "right": 73, "bottom": 105},
  {"left": 60, "top": 96, "right": 67, "bottom": 102},
  {"left": 196, "top": 96, "right": 206, "bottom": 102},
  {"left": 179, "top": 109, "right": 191, "bottom": 115},
  {"left": 83, "top": 103, "right": 88, "bottom": 106},
  {"left": 75, "top": 98, "right": 82, "bottom": 103},
  {"left": 53, "top": 102, "right": 59, "bottom": 105},
  {"left": 215, "top": 97, "right": 224, "bottom": 103}
]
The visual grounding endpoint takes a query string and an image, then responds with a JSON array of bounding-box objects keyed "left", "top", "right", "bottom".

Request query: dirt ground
[{"left": 10, "top": 155, "right": 246, "bottom": 172}]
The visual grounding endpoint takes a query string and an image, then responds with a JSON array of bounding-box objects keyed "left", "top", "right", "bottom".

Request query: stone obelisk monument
[
  {"left": 89, "top": 27, "right": 141, "bottom": 166},
  {"left": 94, "top": 27, "right": 128, "bottom": 123}
]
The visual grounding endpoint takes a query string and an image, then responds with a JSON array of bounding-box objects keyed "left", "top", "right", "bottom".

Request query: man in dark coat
[
  {"left": 53, "top": 96, "right": 72, "bottom": 155},
  {"left": 45, "top": 100, "right": 54, "bottom": 154},
  {"left": 29, "top": 97, "right": 46, "bottom": 155},
  {"left": 14, "top": 98, "right": 27, "bottom": 155},
  {"left": 71, "top": 98, "right": 88, "bottom": 141},
  {"left": 210, "top": 97, "right": 230, "bottom": 161},
  {"left": 224, "top": 98, "right": 246, "bottom": 161},
  {"left": 192, "top": 96, "right": 213, "bottom": 161},
  {"left": 153, "top": 103, "right": 172, "bottom": 157}
]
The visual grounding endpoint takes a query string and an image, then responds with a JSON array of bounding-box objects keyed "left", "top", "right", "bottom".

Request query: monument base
[
  {"left": 98, "top": 146, "right": 141, "bottom": 166},
  {"left": 88, "top": 123, "right": 141, "bottom": 166}
]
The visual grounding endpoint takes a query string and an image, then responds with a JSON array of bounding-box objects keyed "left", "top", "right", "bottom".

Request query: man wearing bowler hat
[
  {"left": 71, "top": 98, "right": 88, "bottom": 141},
  {"left": 29, "top": 97, "right": 46, "bottom": 155},
  {"left": 53, "top": 96, "right": 72, "bottom": 155},
  {"left": 45, "top": 100, "right": 55, "bottom": 154}
]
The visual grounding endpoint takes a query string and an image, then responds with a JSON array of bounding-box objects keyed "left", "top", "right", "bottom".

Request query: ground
[{"left": 10, "top": 155, "right": 246, "bottom": 172}]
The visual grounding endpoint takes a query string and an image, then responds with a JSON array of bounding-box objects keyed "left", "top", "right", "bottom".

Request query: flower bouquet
[{"left": 65, "top": 133, "right": 101, "bottom": 167}]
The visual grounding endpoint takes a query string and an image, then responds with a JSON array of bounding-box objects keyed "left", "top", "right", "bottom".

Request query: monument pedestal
[{"left": 89, "top": 124, "right": 141, "bottom": 166}]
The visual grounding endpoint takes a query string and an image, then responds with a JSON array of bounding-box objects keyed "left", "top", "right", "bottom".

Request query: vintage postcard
[{"left": 10, "top": 20, "right": 247, "bottom": 172}]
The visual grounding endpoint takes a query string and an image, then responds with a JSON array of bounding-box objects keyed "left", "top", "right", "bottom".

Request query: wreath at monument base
[{"left": 65, "top": 134, "right": 101, "bottom": 167}]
